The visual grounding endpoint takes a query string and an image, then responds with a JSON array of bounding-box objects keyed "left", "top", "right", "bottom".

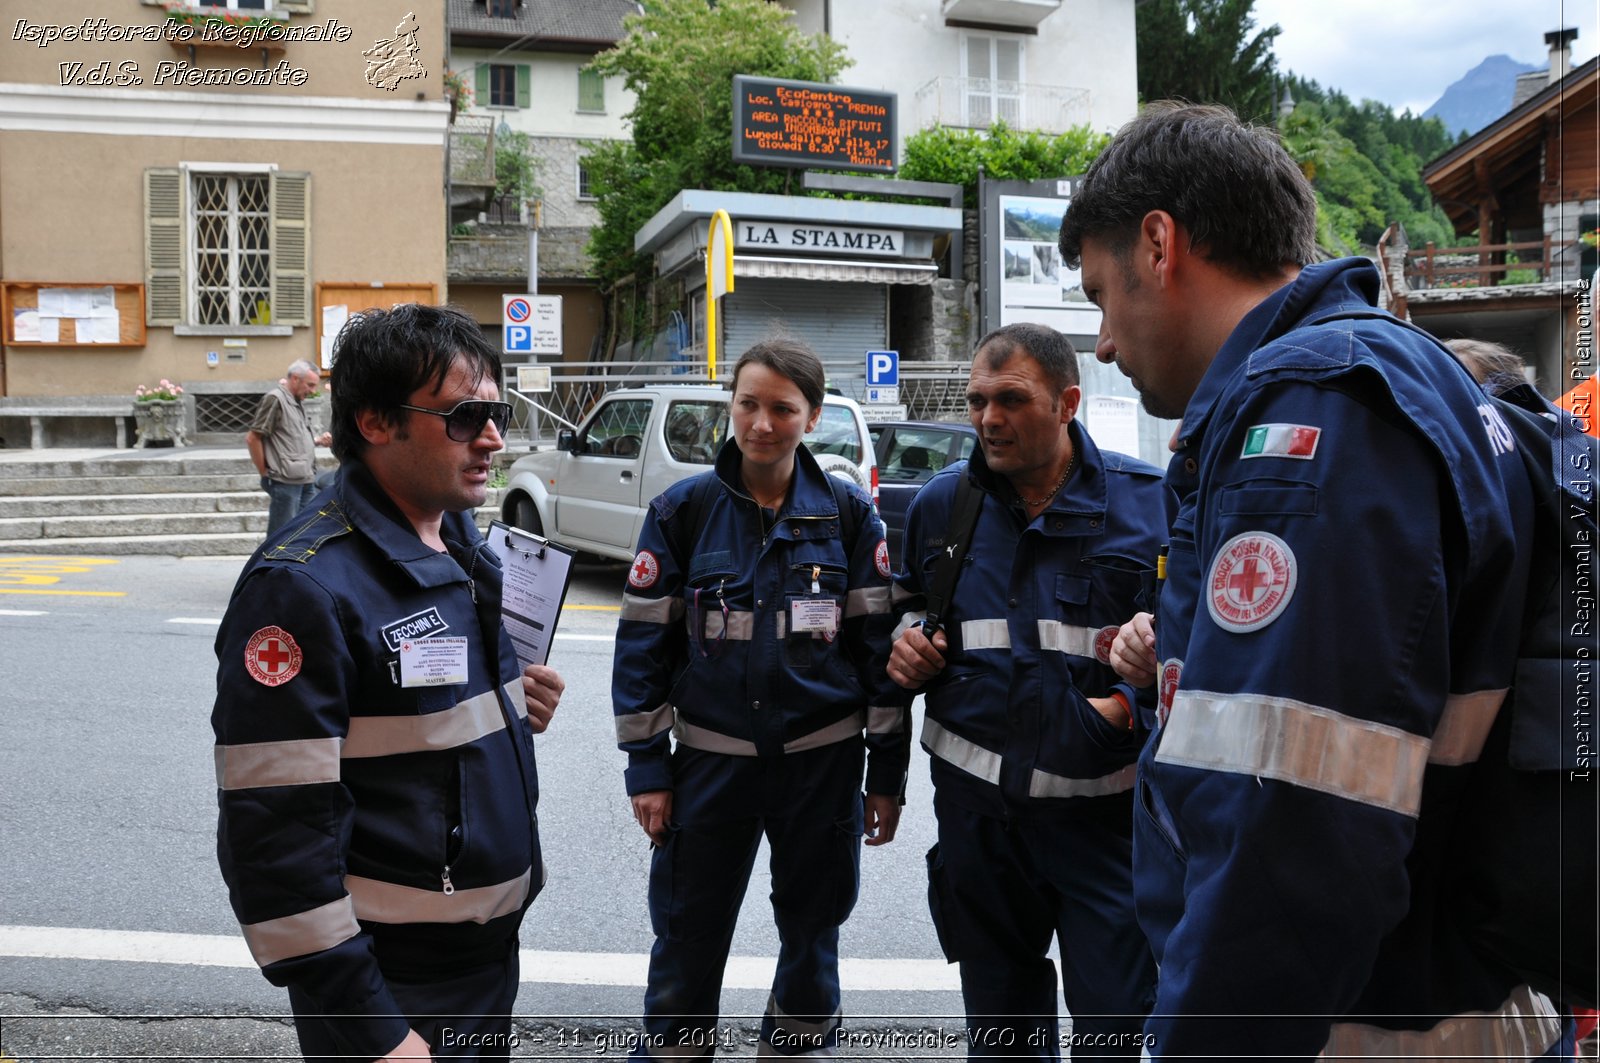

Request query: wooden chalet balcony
[{"left": 1405, "top": 238, "right": 1560, "bottom": 289}]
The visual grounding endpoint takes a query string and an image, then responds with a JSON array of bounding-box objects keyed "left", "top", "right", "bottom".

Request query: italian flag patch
[{"left": 1241, "top": 423, "right": 1321, "bottom": 460}]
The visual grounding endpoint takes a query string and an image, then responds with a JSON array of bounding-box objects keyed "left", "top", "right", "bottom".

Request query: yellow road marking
[
  {"left": 0, "top": 556, "right": 121, "bottom": 589},
  {"left": 0, "top": 588, "right": 127, "bottom": 598},
  {"left": 564, "top": 603, "right": 620, "bottom": 612}
]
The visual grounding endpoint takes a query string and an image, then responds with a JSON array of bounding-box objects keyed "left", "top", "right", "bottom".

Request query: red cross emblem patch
[
  {"left": 1207, "top": 531, "right": 1297, "bottom": 632},
  {"left": 628, "top": 549, "right": 661, "bottom": 590},
  {"left": 244, "top": 626, "right": 303, "bottom": 687},
  {"left": 1093, "top": 625, "right": 1120, "bottom": 665},
  {"left": 874, "top": 539, "right": 892, "bottom": 581},
  {"left": 1158, "top": 658, "right": 1183, "bottom": 726}
]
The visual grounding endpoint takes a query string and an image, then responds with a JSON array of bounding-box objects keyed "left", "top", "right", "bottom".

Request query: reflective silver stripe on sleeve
[
  {"left": 891, "top": 583, "right": 917, "bottom": 604},
  {"left": 845, "top": 585, "right": 890, "bottom": 617},
  {"left": 615, "top": 702, "right": 675, "bottom": 744},
  {"left": 343, "top": 686, "right": 512, "bottom": 759},
  {"left": 621, "top": 593, "right": 683, "bottom": 624},
  {"left": 1321, "top": 984, "right": 1560, "bottom": 1060},
  {"left": 1428, "top": 688, "right": 1507, "bottom": 765},
  {"left": 346, "top": 866, "right": 532, "bottom": 925},
  {"left": 215, "top": 736, "right": 342, "bottom": 790},
  {"left": 1028, "top": 763, "right": 1137, "bottom": 799},
  {"left": 959, "top": 618, "right": 1011, "bottom": 651},
  {"left": 239, "top": 894, "right": 360, "bottom": 968},
  {"left": 1036, "top": 620, "right": 1098, "bottom": 657},
  {"left": 1157, "top": 690, "right": 1429, "bottom": 816},
  {"left": 757, "top": 991, "right": 841, "bottom": 1057},
  {"left": 922, "top": 717, "right": 1002, "bottom": 784},
  {"left": 673, "top": 711, "right": 867, "bottom": 757},
  {"left": 867, "top": 705, "right": 906, "bottom": 734}
]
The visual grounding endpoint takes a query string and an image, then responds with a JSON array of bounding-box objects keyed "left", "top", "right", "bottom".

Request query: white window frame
[
  {"left": 181, "top": 162, "right": 278, "bottom": 329},
  {"left": 960, "top": 32, "right": 1025, "bottom": 129}
]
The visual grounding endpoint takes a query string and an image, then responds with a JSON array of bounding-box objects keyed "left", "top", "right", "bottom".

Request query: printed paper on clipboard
[{"left": 488, "top": 520, "right": 576, "bottom": 669}]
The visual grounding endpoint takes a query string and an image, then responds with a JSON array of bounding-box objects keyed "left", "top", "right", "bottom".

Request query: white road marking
[
  {"left": 0, "top": 609, "right": 47, "bottom": 616},
  {"left": 167, "top": 617, "right": 222, "bottom": 626},
  {"left": 0, "top": 925, "right": 960, "bottom": 991}
]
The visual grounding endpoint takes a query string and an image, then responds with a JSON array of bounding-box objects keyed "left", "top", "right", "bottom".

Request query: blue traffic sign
[
  {"left": 866, "top": 349, "right": 898, "bottom": 386},
  {"left": 505, "top": 324, "right": 534, "bottom": 353}
]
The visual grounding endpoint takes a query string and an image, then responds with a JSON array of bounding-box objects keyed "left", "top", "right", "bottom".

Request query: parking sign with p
[{"left": 866, "top": 350, "right": 898, "bottom": 387}]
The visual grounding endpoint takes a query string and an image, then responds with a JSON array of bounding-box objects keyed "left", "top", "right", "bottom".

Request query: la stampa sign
[{"left": 735, "top": 221, "right": 905, "bottom": 258}]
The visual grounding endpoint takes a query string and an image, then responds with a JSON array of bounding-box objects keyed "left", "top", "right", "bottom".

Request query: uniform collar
[
  {"left": 1175, "top": 257, "right": 1381, "bottom": 450},
  {"left": 335, "top": 460, "right": 485, "bottom": 588},
  {"left": 713, "top": 439, "right": 844, "bottom": 520},
  {"left": 968, "top": 419, "right": 1109, "bottom": 523}
]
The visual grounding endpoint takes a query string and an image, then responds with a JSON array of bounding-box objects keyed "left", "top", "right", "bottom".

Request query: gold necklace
[{"left": 1017, "top": 450, "right": 1077, "bottom": 508}]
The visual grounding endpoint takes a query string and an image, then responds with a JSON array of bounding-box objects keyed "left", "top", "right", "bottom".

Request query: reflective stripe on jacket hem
[
  {"left": 1157, "top": 689, "right": 1428, "bottom": 816},
  {"left": 343, "top": 680, "right": 523, "bottom": 759},
  {"left": 672, "top": 710, "right": 866, "bottom": 756},
  {"left": 345, "top": 865, "right": 532, "bottom": 925},
  {"left": 1320, "top": 984, "right": 1560, "bottom": 1061},
  {"left": 240, "top": 894, "right": 360, "bottom": 968},
  {"left": 1429, "top": 688, "right": 1507, "bottom": 765},
  {"left": 1028, "top": 762, "right": 1136, "bottom": 799},
  {"left": 923, "top": 717, "right": 1134, "bottom": 797}
]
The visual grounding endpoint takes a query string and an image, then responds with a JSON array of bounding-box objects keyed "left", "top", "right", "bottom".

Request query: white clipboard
[{"left": 488, "top": 520, "right": 576, "bottom": 669}]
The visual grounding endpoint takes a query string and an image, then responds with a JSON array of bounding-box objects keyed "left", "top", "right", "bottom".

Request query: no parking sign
[{"left": 503, "top": 294, "right": 562, "bottom": 355}]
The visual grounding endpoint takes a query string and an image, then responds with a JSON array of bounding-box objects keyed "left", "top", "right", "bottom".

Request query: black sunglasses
[{"left": 398, "top": 399, "right": 512, "bottom": 442}]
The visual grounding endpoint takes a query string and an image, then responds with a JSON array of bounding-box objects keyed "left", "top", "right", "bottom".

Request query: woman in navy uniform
[{"left": 612, "top": 338, "right": 908, "bottom": 1059}]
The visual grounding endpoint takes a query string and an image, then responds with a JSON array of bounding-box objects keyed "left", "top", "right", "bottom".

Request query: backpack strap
[{"left": 920, "top": 472, "right": 984, "bottom": 637}]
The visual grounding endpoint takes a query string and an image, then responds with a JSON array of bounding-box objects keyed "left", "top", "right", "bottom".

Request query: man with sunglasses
[{"left": 212, "top": 304, "right": 564, "bottom": 1062}]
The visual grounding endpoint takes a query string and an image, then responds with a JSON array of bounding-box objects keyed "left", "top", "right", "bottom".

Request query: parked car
[
  {"left": 869, "top": 419, "right": 978, "bottom": 565},
  {"left": 500, "top": 384, "right": 876, "bottom": 562}
]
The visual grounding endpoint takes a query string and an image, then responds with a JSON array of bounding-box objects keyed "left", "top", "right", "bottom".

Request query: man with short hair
[
  {"left": 213, "top": 304, "right": 563, "bottom": 1062},
  {"left": 248, "top": 359, "right": 330, "bottom": 535},
  {"left": 1059, "top": 102, "right": 1558, "bottom": 1058},
  {"left": 889, "top": 322, "right": 1166, "bottom": 1059}
]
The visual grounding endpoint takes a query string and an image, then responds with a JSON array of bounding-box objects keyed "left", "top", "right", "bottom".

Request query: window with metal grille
[
  {"left": 488, "top": 64, "right": 517, "bottom": 107},
  {"left": 577, "top": 163, "right": 595, "bottom": 201},
  {"left": 577, "top": 68, "right": 605, "bottom": 113},
  {"left": 192, "top": 173, "right": 272, "bottom": 326}
]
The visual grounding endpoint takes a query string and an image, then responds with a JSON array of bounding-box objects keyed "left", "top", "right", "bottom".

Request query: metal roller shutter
[{"left": 723, "top": 278, "right": 887, "bottom": 365}]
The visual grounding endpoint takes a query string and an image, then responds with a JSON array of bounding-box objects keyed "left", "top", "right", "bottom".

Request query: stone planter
[{"left": 134, "top": 400, "right": 188, "bottom": 448}]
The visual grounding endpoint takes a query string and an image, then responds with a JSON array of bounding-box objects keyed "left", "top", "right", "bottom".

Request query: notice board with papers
[{"left": 2, "top": 282, "right": 147, "bottom": 347}]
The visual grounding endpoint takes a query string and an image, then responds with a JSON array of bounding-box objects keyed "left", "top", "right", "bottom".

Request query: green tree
[
  {"left": 494, "top": 128, "right": 541, "bottom": 204},
  {"left": 583, "top": 0, "right": 849, "bottom": 289},
  {"left": 1136, "top": 0, "right": 1281, "bottom": 121},
  {"left": 900, "top": 122, "right": 1110, "bottom": 208}
]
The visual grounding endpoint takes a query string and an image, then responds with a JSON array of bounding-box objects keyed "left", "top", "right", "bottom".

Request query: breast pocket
[{"left": 783, "top": 557, "right": 849, "bottom": 671}]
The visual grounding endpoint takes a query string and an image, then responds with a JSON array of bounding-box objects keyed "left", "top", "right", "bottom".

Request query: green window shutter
[
  {"left": 144, "top": 168, "right": 184, "bottom": 326},
  {"left": 275, "top": 0, "right": 315, "bottom": 13},
  {"left": 577, "top": 68, "right": 604, "bottom": 112},
  {"left": 516, "top": 64, "right": 531, "bottom": 109},
  {"left": 270, "top": 171, "right": 311, "bottom": 327},
  {"left": 476, "top": 64, "right": 490, "bottom": 100}
]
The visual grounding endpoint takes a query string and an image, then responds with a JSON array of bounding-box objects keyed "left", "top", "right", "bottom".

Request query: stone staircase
[{"left": 0, "top": 448, "right": 504, "bottom": 557}]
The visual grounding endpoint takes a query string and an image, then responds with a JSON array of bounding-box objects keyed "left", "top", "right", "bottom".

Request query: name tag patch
[
  {"left": 381, "top": 606, "right": 451, "bottom": 651},
  {"left": 399, "top": 636, "right": 470, "bottom": 687}
]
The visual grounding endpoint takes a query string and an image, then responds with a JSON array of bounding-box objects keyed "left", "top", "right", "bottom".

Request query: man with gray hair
[{"left": 247, "top": 359, "right": 330, "bottom": 535}]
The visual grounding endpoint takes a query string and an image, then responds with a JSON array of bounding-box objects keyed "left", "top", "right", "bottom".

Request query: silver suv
[{"left": 500, "top": 384, "right": 876, "bottom": 562}]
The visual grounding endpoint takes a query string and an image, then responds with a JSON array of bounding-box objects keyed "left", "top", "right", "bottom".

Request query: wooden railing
[{"left": 1405, "top": 238, "right": 1554, "bottom": 288}]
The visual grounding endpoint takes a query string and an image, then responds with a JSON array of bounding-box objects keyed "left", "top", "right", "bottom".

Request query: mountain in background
[{"left": 1423, "top": 54, "right": 1539, "bottom": 136}]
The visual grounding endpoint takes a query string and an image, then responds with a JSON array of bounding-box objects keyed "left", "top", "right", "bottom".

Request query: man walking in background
[{"left": 248, "top": 358, "right": 330, "bottom": 536}]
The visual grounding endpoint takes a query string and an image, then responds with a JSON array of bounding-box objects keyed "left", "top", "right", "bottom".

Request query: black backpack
[
  {"left": 1454, "top": 380, "right": 1598, "bottom": 1008},
  {"left": 1304, "top": 310, "right": 1598, "bottom": 1006}
]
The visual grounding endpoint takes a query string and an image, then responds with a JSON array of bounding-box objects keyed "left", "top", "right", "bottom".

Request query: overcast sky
[{"left": 1250, "top": 0, "right": 1600, "bottom": 116}]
